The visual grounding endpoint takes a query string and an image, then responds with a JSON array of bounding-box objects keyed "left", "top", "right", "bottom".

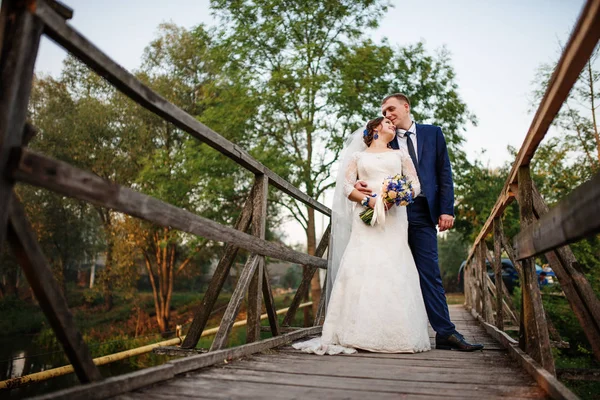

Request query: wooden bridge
[{"left": 0, "top": 0, "right": 599, "bottom": 399}]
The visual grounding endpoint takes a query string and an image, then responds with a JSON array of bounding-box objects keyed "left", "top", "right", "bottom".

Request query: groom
[{"left": 356, "top": 93, "right": 483, "bottom": 351}]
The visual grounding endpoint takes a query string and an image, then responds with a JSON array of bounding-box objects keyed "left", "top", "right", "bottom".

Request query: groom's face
[{"left": 381, "top": 98, "right": 410, "bottom": 128}]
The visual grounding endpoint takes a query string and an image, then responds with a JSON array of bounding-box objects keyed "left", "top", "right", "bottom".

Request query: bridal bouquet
[{"left": 359, "top": 174, "right": 415, "bottom": 226}]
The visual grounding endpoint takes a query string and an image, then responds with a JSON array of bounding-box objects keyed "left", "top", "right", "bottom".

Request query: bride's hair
[{"left": 364, "top": 117, "right": 384, "bottom": 147}]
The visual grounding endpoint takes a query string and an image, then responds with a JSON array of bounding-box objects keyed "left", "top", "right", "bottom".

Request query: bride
[{"left": 293, "top": 116, "right": 431, "bottom": 355}]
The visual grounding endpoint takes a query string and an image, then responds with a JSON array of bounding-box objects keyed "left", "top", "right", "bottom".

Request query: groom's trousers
[{"left": 408, "top": 197, "right": 456, "bottom": 337}]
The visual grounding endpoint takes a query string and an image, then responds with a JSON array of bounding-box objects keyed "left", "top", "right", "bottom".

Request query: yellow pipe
[{"left": 0, "top": 301, "right": 313, "bottom": 390}]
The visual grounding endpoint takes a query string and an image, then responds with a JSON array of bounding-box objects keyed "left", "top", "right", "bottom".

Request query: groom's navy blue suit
[{"left": 390, "top": 123, "right": 456, "bottom": 337}]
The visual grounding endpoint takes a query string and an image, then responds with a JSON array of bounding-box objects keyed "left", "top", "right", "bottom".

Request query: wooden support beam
[
  {"left": 209, "top": 255, "right": 260, "bottom": 351},
  {"left": 477, "top": 244, "right": 488, "bottom": 322},
  {"left": 180, "top": 186, "right": 255, "bottom": 349},
  {"left": 493, "top": 218, "right": 504, "bottom": 330},
  {"left": 281, "top": 224, "right": 330, "bottom": 326},
  {"left": 313, "top": 276, "right": 327, "bottom": 326},
  {"left": 7, "top": 195, "right": 102, "bottom": 383},
  {"left": 531, "top": 185, "right": 600, "bottom": 361},
  {"left": 261, "top": 266, "right": 280, "bottom": 336},
  {"left": 514, "top": 172, "right": 600, "bottom": 259},
  {"left": 0, "top": 0, "right": 43, "bottom": 249},
  {"left": 517, "top": 166, "right": 555, "bottom": 375},
  {"left": 246, "top": 175, "right": 267, "bottom": 343},
  {"left": 11, "top": 148, "right": 327, "bottom": 269}
]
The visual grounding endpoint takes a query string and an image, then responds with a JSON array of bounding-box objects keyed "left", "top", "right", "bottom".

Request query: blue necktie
[{"left": 404, "top": 131, "right": 422, "bottom": 185}]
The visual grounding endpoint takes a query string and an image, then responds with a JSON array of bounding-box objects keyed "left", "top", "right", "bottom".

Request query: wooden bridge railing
[
  {"left": 0, "top": 0, "right": 331, "bottom": 388},
  {"left": 463, "top": 0, "right": 600, "bottom": 386}
]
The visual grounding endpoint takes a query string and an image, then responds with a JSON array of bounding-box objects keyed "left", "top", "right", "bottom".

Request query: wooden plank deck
[{"left": 113, "top": 306, "right": 550, "bottom": 399}]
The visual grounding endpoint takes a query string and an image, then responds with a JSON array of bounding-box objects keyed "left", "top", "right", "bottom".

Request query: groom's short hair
[{"left": 382, "top": 93, "right": 411, "bottom": 107}]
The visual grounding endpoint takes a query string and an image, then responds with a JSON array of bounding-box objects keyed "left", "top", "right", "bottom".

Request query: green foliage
[
  {"left": 281, "top": 266, "right": 302, "bottom": 289},
  {"left": 0, "top": 297, "right": 45, "bottom": 336},
  {"left": 437, "top": 230, "right": 468, "bottom": 292}
]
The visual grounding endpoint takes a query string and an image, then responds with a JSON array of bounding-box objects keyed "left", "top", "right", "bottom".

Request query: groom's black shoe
[{"left": 436, "top": 332, "right": 484, "bottom": 352}]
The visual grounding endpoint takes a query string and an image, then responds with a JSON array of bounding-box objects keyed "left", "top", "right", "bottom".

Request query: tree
[
  {"left": 210, "top": 0, "right": 476, "bottom": 311},
  {"left": 438, "top": 230, "right": 469, "bottom": 293},
  {"left": 29, "top": 65, "right": 150, "bottom": 310}
]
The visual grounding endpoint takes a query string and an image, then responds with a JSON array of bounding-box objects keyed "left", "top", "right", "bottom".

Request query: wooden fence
[
  {"left": 463, "top": 0, "right": 600, "bottom": 387},
  {"left": 0, "top": 0, "right": 330, "bottom": 386}
]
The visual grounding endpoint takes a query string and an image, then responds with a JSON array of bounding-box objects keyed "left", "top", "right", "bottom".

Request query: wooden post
[
  {"left": 181, "top": 187, "right": 255, "bottom": 349},
  {"left": 261, "top": 266, "right": 280, "bottom": 336},
  {"left": 281, "top": 224, "right": 330, "bottom": 326},
  {"left": 209, "top": 254, "right": 260, "bottom": 351},
  {"left": 246, "top": 175, "right": 267, "bottom": 343},
  {"left": 517, "top": 165, "right": 555, "bottom": 375},
  {"left": 313, "top": 275, "right": 327, "bottom": 326},
  {"left": 0, "top": 0, "right": 44, "bottom": 249},
  {"left": 8, "top": 196, "right": 102, "bottom": 382},
  {"left": 478, "top": 243, "right": 488, "bottom": 321},
  {"left": 493, "top": 217, "right": 504, "bottom": 330},
  {"left": 531, "top": 185, "right": 600, "bottom": 361}
]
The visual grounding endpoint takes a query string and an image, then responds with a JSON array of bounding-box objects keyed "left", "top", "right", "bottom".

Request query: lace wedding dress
[{"left": 293, "top": 149, "right": 431, "bottom": 355}]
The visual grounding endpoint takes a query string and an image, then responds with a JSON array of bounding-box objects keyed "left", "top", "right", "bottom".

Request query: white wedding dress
[{"left": 293, "top": 149, "right": 431, "bottom": 355}]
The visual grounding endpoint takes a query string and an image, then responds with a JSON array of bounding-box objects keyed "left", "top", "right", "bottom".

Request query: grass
[{"left": 445, "top": 292, "right": 465, "bottom": 305}]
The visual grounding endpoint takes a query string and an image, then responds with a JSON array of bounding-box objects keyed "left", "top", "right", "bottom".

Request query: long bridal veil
[{"left": 326, "top": 126, "right": 366, "bottom": 307}]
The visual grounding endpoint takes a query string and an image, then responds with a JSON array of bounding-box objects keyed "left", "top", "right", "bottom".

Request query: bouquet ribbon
[{"left": 370, "top": 195, "right": 386, "bottom": 226}]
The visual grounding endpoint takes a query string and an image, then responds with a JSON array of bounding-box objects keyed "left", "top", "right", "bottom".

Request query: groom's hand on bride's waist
[{"left": 354, "top": 180, "right": 371, "bottom": 195}]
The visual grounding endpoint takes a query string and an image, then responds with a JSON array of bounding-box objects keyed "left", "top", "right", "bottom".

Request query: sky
[{"left": 32, "top": 0, "right": 588, "bottom": 245}]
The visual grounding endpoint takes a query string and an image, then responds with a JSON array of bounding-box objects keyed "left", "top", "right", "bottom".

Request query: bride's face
[{"left": 378, "top": 118, "right": 396, "bottom": 143}]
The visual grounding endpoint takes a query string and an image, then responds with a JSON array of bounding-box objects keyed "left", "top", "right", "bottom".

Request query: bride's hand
[{"left": 354, "top": 180, "right": 372, "bottom": 195}]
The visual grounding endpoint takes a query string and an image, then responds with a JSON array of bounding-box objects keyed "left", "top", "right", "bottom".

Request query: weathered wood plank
[
  {"left": 485, "top": 274, "right": 519, "bottom": 326},
  {"left": 246, "top": 174, "right": 267, "bottom": 343},
  {"left": 252, "top": 352, "right": 520, "bottom": 371},
  {"left": 183, "top": 367, "right": 548, "bottom": 399},
  {"left": 30, "top": 364, "right": 174, "bottom": 400},
  {"left": 261, "top": 265, "right": 280, "bottom": 336},
  {"left": 0, "top": 0, "right": 43, "bottom": 249},
  {"left": 313, "top": 274, "right": 327, "bottom": 326},
  {"left": 493, "top": 217, "right": 505, "bottom": 330},
  {"left": 135, "top": 378, "right": 456, "bottom": 400},
  {"left": 170, "top": 326, "right": 322, "bottom": 374},
  {"left": 282, "top": 224, "right": 330, "bottom": 326},
  {"left": 471, "top": 308, "right": 578, "bottom": 400},
  {"left": 219, "top": 358, "right": 534, "bottom": 386},
  {"left": 181, "top": 187, "right": 254, "bottom": 349},
  {"left": 514, "top": 172, "right": 600, "bottom": 259},
  {"left": 517, "top": 166, "right": 555, "bottom": 375},
  {"left": 531, "top": 184, "right": 600, "bottom": 361},
  {"left": 11, "top": 149, "right": 328, "bottom": 269},
  {"left": 210, "top": 255, "right": 260, "bottom": 351},
  {"left": 47, "top": 0, "right": 74, "bottom": 20},
  {"left": 7, "top": 196, "right": 102, "bottom": 383},
  {"left": 246, "top": 258, "right": 263, "bottom": 343},
  {"left": 32, "top": 0, "right": 331, "bottom": 217},
  {"left": 477, "top": 244, "right": 486, "bottom": 319}
]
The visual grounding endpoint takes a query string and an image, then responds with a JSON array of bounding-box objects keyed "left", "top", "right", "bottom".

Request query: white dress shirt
[{"left": 396, "top": 121, "right": 418, "bottom": 162}]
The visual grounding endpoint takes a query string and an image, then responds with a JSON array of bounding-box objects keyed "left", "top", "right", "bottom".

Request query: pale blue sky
[{"left": 33, "top": 0, "right": 588, "bottom": 243}]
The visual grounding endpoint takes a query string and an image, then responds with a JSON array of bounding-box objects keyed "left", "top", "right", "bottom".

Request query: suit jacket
[{"left": 390, "top": 123, "right": 454, "bottom": 225}]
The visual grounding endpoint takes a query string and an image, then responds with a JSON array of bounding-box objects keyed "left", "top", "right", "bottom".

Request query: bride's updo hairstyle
[{"left": 363, "top": 116, "right": 384, "bottom": 147}]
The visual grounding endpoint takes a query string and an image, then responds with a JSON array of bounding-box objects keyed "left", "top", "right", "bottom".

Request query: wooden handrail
[
  {"left": 513, "top": 172, "right": 600, "bottom": 259},
  {"left": 466, "top": 0, "right": 600, "bottom": 263}
]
